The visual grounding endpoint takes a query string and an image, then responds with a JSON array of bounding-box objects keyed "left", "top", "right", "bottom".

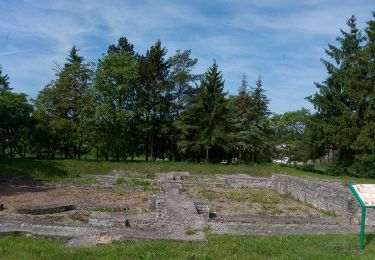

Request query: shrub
[{"left": 349, "top": 154, "right": 375, "bottom": 178}]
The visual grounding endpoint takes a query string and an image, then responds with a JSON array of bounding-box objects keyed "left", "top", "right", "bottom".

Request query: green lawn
[
  {"left": 1, "top": 159, "right": 375, "bottom": 184},
  {"left": 0, "top": 234, "right": 374, "bottom": 259}
]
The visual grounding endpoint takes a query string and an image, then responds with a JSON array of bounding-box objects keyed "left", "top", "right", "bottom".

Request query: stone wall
[
  {"left": 155, "top": 196, "right": 167, "bottom": 225},
  {"left": 160, "top": 171, "right": 375, "bottom": 224},
  {"left": 226, "top": 176, "right": 272, "bottom": 188},
  {"left": 271, "top": 174, "right": 375, "bottom": 224}
]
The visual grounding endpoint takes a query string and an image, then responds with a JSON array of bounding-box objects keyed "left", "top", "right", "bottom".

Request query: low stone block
[{"left": 17, "top": 204, "right": 75, "bottom": 215}]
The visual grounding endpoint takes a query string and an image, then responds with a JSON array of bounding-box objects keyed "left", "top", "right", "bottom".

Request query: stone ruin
[{"left": 1, "top": 170, "right": 375, "bottom": 248}]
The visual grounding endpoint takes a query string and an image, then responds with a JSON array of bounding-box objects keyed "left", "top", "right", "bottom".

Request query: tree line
[
  {"left": 0, "top": 38, "right": 272, "bottom": 164},
  {"left": 1, "top": 12, "right": 375, "bottom": 177}
]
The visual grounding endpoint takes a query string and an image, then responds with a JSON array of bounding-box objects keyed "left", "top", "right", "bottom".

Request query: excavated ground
[{"left": 0, "top": 171, "right": 372, "bottom": 248}]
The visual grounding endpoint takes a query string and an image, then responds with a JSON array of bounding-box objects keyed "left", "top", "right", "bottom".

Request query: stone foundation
[
  {"left": 158, "top": 172, "right": 373, "bottom": 224},
  {"left": 194, "top": 200, "right": 210, "bottom": 219}
]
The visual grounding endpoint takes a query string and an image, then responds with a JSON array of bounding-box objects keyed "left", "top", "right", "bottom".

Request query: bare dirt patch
[
  {"left": 1, "top": 182, "right": 148, "bottom": 210},
  {"left": 184, "top": 187, "right": 322, "bottom": 217}
]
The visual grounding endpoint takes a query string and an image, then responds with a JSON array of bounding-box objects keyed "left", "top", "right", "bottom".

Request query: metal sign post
[{"left": 349, "top": 183, "right": 375, "bottom": 250}]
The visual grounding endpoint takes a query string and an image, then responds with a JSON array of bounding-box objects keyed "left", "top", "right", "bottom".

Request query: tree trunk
[
  {"left": 116, "top": 146, "right": 120, "bottom": 161},
  {"left": 239, "top": 150, "right": 242, "bottom": 165},
  {"left": 145, "top": 139, "right": 149, "bottom": 161},
  {"left": 96, "top": 146, "right": 99, "bottom": 160},
  {"left": 205, "top": 148, "right": 209, "bottom": 163},
  {"left": 77, "top": 144, "right": 81, "bottom": 160},
  {"left": 23, "top": 144, "right": 26, "bottom": 158},
  {"left": 150, "top": 135, "right": 155, "bottom": 161},
  {"left": 252, "top": 147, "right": 255, "bottom": 165},
  {"left": 10, "top": 144, "right": 14, "bottom": 159}
]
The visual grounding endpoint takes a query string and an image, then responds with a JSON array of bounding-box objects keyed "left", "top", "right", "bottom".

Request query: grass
[
  {"left": 184, "top": 227, "right": 197, "bottom": 235},
  {"left": 196, "top": 187, "right": 216, "bottom": 201},
  {"left": 226, "top": 188, "right": 289, "bottom": 204},
  {"left": 321, "top": 209, "right": 340, "bottom": 217},
  {"left": 1, "top": 158, "right": 375, "bottom": 184},
  {"left": 1, "top": 234, "right": 375, "bottom": 259}
]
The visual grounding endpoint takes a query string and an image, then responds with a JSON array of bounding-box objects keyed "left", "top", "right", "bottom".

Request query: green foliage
[
  {"left": 228, "top": 75, "right": 253, "bottom": 163},
  {"left": 245, "top": 76, "right": 272, "bottom": 164},
  {"left": 321, "top": 209, "right": 339, "bottom": 217},
  {"left": 177, "top": 61, "right": 229, "bottom": 162},
  {"left": 116, "top": 176, "right": 153, "bottom": 187},
  {"left": 271, "top": 108, "right": 324, "bottom": 163},
  {"left": 307, "top": 14, "right": 375, "bottom": 177},
  {"left": 0, "top": 65, "right": 11, "bottom": 92},
  {"left": 0, "top": 90, "right": 33, "bottom": 159},
  {"left": 115, "top": 177, "right": 126, "bottom": 185},
  {"left": 169, "top": 49, "right": 199, "bottom": 160},
  {"left": 138, "top": 40, "right": 172, "bottom": 161},
  {"left": 33, "top": 46, "right": 94, "bottom": 159},
  {"left": 93, "top": 48, "right": 140, "bottom": 160},
  {"left": 349, "top": 154, "right": 375, "bottom": 178},
  {"left": 184, "top": 226, "right": 197, "bottom": 235},
  {"left": 107, "top": 36, "right": 135, "bottom": 55}
]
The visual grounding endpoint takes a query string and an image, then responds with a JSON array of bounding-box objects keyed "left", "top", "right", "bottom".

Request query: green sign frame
[{"left": 349, "top": 183, "right": 375, "bottom": 250}]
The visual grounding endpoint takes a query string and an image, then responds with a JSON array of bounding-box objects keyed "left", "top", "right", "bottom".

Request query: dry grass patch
[{"left": 185, "top": 187, "right": 322, "bottom": 216}]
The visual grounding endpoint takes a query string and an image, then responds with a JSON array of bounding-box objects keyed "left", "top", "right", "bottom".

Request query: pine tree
[
  {"left": 168, "top": 49, "right": 199, "bottom": 160},
  {"left": 65, "top": 45, "right": 83, "bottom": 65},
  {"left": 138, "top": 40, "right": 171, "bottom": 160},
  {"left": 308, "top": 15, "right": 364, "bottom": 170},
  {"left": 248, "top": 75, "right": 271, "bottom": 163},
  {"left": 0, "top": 65, "right": 11, "bottom": 92},
  {"left": 198, "top": 61, "right": 228, "bottom": 162},
  {"left": 169, "top": 49, "right": 199, "bottom": 117},
  {"left": 347, "top": 12, "right": 375, "bottom": 177},
  {"left": 250, "top": 76, "right": 270, "bottom": 121},
  {"left": 108, "top": 36, "right": 135, "bottom": 55},
  {"left": 229, "top": 74, "right": 253, "bottom": 163}
]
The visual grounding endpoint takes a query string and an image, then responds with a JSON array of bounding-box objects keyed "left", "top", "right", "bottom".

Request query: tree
[
  {"left": 271, "top": 108, "right": 312, "bottom": 163},
  {"left": 308, "top": 15, "right": 364, "bottom": 172},
  {"left": 34, "top": 46, "right": 94, "bottom": 158},
  {"left": 93, "top": 49, "right": 140, "bottom": 160},
  {"left": 347, "top": 12, "right": 375, "bottom": 177},
  {"left": 108, "top": 36, "right": 135, "bottom": 55},
  {"left": 169, "top": 49, "right": 199, "bottom": 116},
  {"left": 197, "top": 61, "right": 228, "bottom": 162},
  {"left": 168, "top": 49, "right": 199, "bottom": 160},
  {"left": 175, "top": 85, "right": 202, "bottom": 161},
  {"left": 138, "top": 40, "right": 171, "bottom": 161},
  {"left": 228, "top": 74, "right": 253, "bottom": 163},
  {"left": 0, "top": 91, "right": 33, "bottom": 159},
  {"left": 0, "top": 65, "right": 11, "bottom": 92},
  {"left": 248, "top": 76, "right": 271, "bottom": 163}
]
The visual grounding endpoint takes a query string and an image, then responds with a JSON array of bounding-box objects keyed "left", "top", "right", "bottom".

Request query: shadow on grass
[
  {"left": 280, "top": 164, "right": 324, "bottom": 175},
  {"left": 0, "top": 159, "right": 68, "bottom": 180},
  {"left": 365, "top": 234, "right": 375, "bottom": 247}
]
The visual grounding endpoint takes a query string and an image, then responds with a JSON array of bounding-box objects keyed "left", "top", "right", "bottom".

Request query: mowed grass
[
  {"left": 1, "top": 159, "right": 375, "bottom": 184},
  {"left": 1, "top": 234, "right": 375, "bottom": 259}
]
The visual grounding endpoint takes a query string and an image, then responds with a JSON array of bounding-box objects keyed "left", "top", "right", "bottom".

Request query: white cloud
[{"left": 0, "top": 0, "right": 373, "bottom": 112}]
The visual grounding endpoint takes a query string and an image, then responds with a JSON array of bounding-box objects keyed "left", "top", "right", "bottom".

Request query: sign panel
[{"left": 352, "top": 184, "right": 375, "bottom": 207}]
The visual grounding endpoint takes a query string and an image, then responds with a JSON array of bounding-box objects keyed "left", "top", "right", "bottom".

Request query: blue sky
[{"left": 0, "top": 0, "right": 373, "bottom": 113}]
